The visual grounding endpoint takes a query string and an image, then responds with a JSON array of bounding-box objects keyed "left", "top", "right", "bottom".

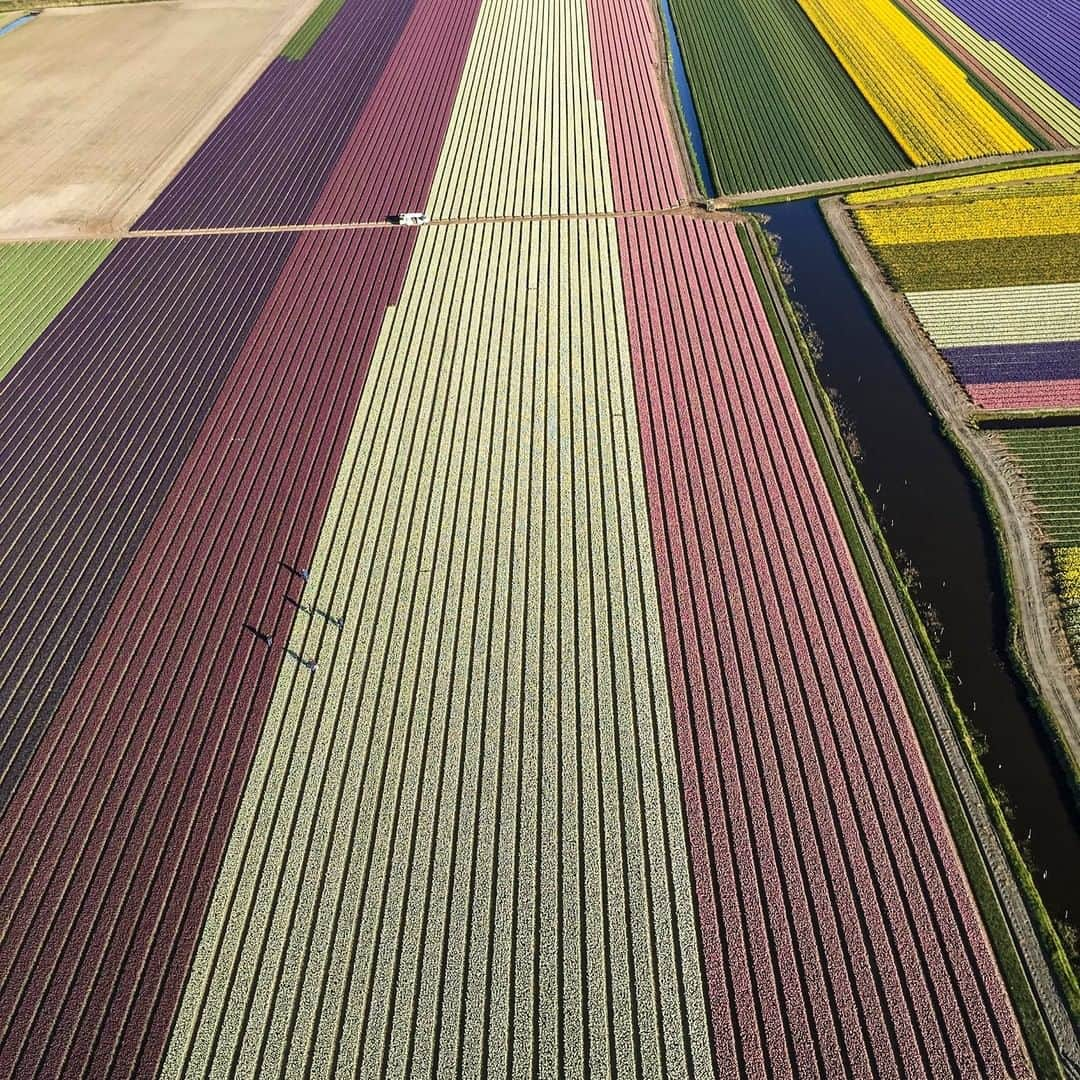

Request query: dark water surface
[
  {"left": 758, "top": 198, "right": 1080, "bottom": 923},
  {"left": 654, "top": 0, "right": 716, "bottom": 198}
]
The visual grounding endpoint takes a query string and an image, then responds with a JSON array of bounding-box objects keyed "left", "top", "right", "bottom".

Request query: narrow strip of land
[{"left": 0, "top": 203, "right": 726, "bottom": 243}]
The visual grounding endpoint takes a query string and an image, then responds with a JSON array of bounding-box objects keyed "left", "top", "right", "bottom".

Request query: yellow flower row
[
  {"left": 794, "top": 0, "right": 1031, "bottom": 165},
  {"left": 1054, "top": 547, "right": 1080, "bottom": 606},
  {"left": 855, "top": 191, "right": 1080, "bottom": 245},
  {"left": 847, "top": 162, "right": 1080, "bottom": 206}
]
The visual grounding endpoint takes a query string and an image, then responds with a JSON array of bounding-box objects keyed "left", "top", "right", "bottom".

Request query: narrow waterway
[
  {"left": 654, "top": 0, "right": 716, "bottom": 198},
  {"left": 758, "top": 198, "right": 1080, "bottom": 924},
  {"left": 0, "top": 11, "right": 38, "bottom": 38}
]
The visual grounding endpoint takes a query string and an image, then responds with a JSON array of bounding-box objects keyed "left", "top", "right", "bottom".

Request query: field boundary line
[
  {"left": 721, "top": 148, "right": 1080, "bottom": 206},
  {"left": 0, "top": 204, "right": 730, "bottom": 243}
]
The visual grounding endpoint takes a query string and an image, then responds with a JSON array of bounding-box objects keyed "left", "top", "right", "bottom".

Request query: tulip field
[
  {"left": 852, "top": 164, "right": 1080, "bottom": 411},
  {"left": 662, "top": 0, "right": 906, "bottom": 193},
  {"left": 0, "top": 0, "right": 1066, "bottom": 1073},
  {"left": 906, "top": 0, "right": 1080, "bottom": 144}
]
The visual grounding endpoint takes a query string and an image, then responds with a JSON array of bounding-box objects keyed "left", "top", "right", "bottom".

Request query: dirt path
[
  {"left": 746, "top": 218, "right": 1080, "bottom": 1076},
  {"left": 823, "top": 197, "right": 1080, "bottom": 776},
  {"left": 0, "top": 202, "right": 734, "bottom": 242}
]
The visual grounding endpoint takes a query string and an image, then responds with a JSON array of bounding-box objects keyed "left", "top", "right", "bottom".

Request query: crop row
[
  {"left": 159, "top": 216, "right": 717, "bottom": 1080},
  {"left": 0, "top": 241, "right": 112, "bottom": 382},
  {"left": 0, "top": 234, "right": 295, "bottom": 815},
  {"left": 848, "top": 161, "right": 1080, "bottom": 205},
  {"left": 793, "top": 0, "right": 1030, "bottom": 163},
  {"left": 907, "top": 0, "right": 1080, "bottom": 143},
  {"left": 423, "top": 0, "right": 620, "bottom": 217},
  {"left": 664, "top": 0, "right": 906, "bottom": 194},
  {"left": 999, "top": 429, "right": 1080, "bottom": 663},
  {"left": 622, "top": 214, "right": 1030, "bottom": 1078},
  {"left": 871, "top": 235, "right": 1080, "bottom": 291},
  {"left": 1053, "top": 546, "right": 1080, "bottom": 663},
  {"left": 855, "top": 190, "right": 1080, "bottom": 246},
  {"left": 1000, "top": 426, "right": 1080, "bottom": 545},
  {"left": 0, "top": 226, "right": 417, "bottom": 1080},
  {"left": 908, "top": 282, "right": 1080, "bottom": 348},
  {"left": 945, "top": 342, "right": 1080, "bottom": 410},
  {"left": 940, "top": 0, "right": 1080, "bottom": 109},
  {"left": 136, "top": 0, "right": 416, "bottom": 228},
  {"left": 281, "top": 0, "right": 349, "bottom": 60}
]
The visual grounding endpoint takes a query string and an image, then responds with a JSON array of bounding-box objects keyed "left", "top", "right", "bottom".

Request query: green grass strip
[
  {"left": 0, "top": 240, "right": 113, "bottom": 383},
  {"left": 739, "top": 218, "right": 1073, "bottom": 1079},
  {"left": 281, "top": 0, "right": 347, "bottom": 60}
]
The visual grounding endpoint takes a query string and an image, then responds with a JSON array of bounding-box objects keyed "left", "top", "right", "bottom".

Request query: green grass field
[
  {"left": 0, "top": 241, "right": 113, "bottom": 382},
  {"left": 667, "top": 0, "right": 907, "bottom": 194}
]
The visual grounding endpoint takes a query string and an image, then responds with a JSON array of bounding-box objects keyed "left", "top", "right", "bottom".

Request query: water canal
[
  {"left": 758, "top": 197, "right": 1080, "bottom": 926},
  {"left": 654, "top": 0, "right": 716, "bottom": 198}
]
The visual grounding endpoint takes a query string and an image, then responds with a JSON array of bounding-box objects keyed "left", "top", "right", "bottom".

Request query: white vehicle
[{"left": 393, "top": 212, "right": 429, "bottom": 225}]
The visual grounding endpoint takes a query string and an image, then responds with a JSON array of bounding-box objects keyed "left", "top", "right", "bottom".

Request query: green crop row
[
  {"left": 665, "top": 0, "right": 907, "bottom": 194},
  {"left": 1000, "top": 426, "right": 1080, "bottom": 546},
  {"left": 0, "top": 241, "right": 113, "bottom": 383}
]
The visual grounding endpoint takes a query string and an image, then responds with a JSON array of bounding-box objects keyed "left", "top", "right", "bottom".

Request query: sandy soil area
[{"left": 0, "top": 0, "right": 319, "bottom": 236}]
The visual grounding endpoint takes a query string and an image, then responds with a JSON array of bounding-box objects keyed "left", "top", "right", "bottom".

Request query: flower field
[
  {"left": 940, "top": 0, "right": 1080, "bottom": 113},
  {"left": 1000, "top": 426, "right": 1080, "bottom": 663},
  {"left": 792, "top": 0, "right": 1030, "bottom": 163},
  {"left": 0, "top": 0, "right": 1057, "bottom": 1072},
  {"left": 852, "top": 165, "right": 1080, "bottom": 411},
  {"left": 664, "top": 0, "right": 906, "bottom": 194},
  {"left": 906, "top": 0, "right": 1080, "bottom": 144}
]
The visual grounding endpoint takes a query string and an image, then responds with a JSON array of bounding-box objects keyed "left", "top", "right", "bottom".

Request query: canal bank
[{"left": 755, "top": 197, "right": 1080, "bottom": 922}]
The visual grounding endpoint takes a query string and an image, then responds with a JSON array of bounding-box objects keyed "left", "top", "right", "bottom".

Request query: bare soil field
[{"left": 0, "top": 0, "right": 319, "bottom": 236}]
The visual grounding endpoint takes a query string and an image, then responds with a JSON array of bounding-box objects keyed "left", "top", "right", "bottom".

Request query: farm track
[
  {"left": 752, "top": 213, "right": 1080, "bottom": 1076},
  {"left": 721, "top": 146, "right": 1080, "bottom": 205}
]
